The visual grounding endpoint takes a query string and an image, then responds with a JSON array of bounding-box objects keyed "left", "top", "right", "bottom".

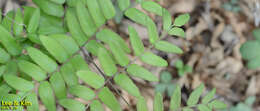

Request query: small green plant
[
  {"left": 0, "top": 0, "right": 226, "bottom": 110},
  {"left": 221, "top": 96, "right": 256, "bottom": 111},
  {"left": 175, "top": 60, "right": 193, "bottom": 76},
  {"left": 222, "top": 0, "right": 241, "bottom": 12},
  {"left": 155, "top": 71, "right": 177, "bottom": 97},
  {"left": 240, "top": 28, "right": 260, "bottom": 69}
]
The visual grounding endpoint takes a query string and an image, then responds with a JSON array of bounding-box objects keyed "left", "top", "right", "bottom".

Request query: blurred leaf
[
  {"left": 114, "top": 74, "right": 141, "bottom": 97},
  {"left": 13, "top": 8, "right": 23, "bottom": 36},
  {"left": 76, "top": 1, "right": 97, "bottom": 36},
  {"left": 183, "top": 108, "right": 194, "bottom": 111},
  {"left": 86, "top": 0, "right": 106, "bottom": 27},
  {"left": 38, "top": 81, "right": 56, "bottom": 111},
  {"left": 98, "top": 0, "right": 116, "bottom": 19},
  {"left": 173, "top": 14, "right": 190, "bottom": 27},
  {"left": 168, "top": 27, "right": 185, "bottom": 38},
  {"left": 59, "top": 99, "right": 85, "bottom": 111},
  {"left": 125, "top": 8, "right": 150, "bottom": 26},
  {"left": 253, "top": 28, "right": 260, "bottom": 41},
  {"left": 3, "top": 75, "right": 34, "bottom": 91},
  {"left": 98, "top": 87, "right": 122, "bottom": 111},
  {"left": 60, "top": 63, "right": 78, "bottom": 87},
  {"left": 187, "top": 84, "right": 204, "bottom": 106},
  {"left": 155, "top": 83, "right": 167, "bottom": 94},
  {"left": 202, "top": 88, "right": 216, "bottom": 104},
  {"left": 209, "top": 100, "right": 227, "bottom": 110},
  {"left": 245, "top": 96, "right": 256, "bottom": 106},
  {"left": 76, "top": 70, "right": 105, "bottom": 89},
  {"left": 85, "top": 40, "right": 105, "bottom": 56},
  {"left": 98, "top": 48, "right": 117, "bottom": 76},
  {"left": 160, "top": 71, "right": 172, "bottom": 83},
  {"left": 137, "top": 96, "right": 148, "bottom": 111},
  {"left": 1, "top": 11, "right": 14, "bottom": 32},
  {"left": 26, "top": 92, "right": 39, "bottom": 111},
  {"left": 146, "top": 18, "right": 159, "bottom": 44},
  {"left": 247, "top": 57, "right": 260, "bottom": 69},
  {"left": 90, "top": 100, "right": 105, "bottom": 111},
  {"left": 170, "top": 85, "right": 181, "bottom": 110},
  {"left": 49, "top": 0, "right": 65, "bottom": 4},
  {"left": 66, "top": 8, "right": 88, "bottom": 46},
  {"left": 141, "top": 1, "right": 162, "bottom": 16},
  {"left": 140, "top": 52, "right": 168, "bottom": 67},
  {"left": 108, "top": 40, "right": 130, "bottom": 66},
  {"left": 154, "top": 93, "right": 164, "bottom": 111},
  {"left": 69, "top": 85, "right": 95, "bottom": 101},
  {"left": 128, "top": 25, "right": 145, "bottom": 56},
  {"left": 127, "top": 64, "right": 158, "bottom": 81},
  {"left": 40, "top": 35, "right": 69, "bottom": 63},
  {"left": 166, "top": 84, "right": 176, "bottom": 97},
  {"left": 0, "top": 25, "right": 22, "bottom": 56},
  {"left": 155, "top": 41, "right": 183, "bottom": 54},
  {"left": 0, "top": 47, "right": 10, "bottom": 63},
  {"left": 117, "top": 0, "right": 130, "bottom": 11},
  {"left": 163, "top": 8, "right": 172, "bottom": 31},
  {"left": 198, "top": 104, "right": 211, "bottom": 111},
  {"left": 27, "top": 47, "right": 58, "bottom": 73},
  {"left": 49, "top": 72, "right": 67, "bottom": 100},
  {"left": 175, "top": 60, "right": 184, "bottom": 69},
  {"left": 69, "top": 54, "right": 90, "bottom": 71},
  {"left": 240, "top": 41, "right": 260, "bottom": 60},
  {"left": 18, "top": 60, "right": 47, "bottom": 81},
  {"left": 32, "top": 0, "right": 64, "bottom": 17}
]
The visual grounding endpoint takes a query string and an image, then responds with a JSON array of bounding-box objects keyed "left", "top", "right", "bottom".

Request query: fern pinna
[{"left": 0, "top": 0, "right": 226, "bottom": 111}]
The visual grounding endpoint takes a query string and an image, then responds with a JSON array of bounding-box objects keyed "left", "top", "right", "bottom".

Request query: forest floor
[{"left": 1, "top": 0, "right": 259, "bottom": 111}]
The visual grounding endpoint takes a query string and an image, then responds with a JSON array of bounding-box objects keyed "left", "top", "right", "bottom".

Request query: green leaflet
[
  {"left": 170, "top": 85, "right": 181, "bottom": 111},
  {"left": 141, "top": 1, "right": 163, "bottom": 16},
  {"left": 173, "top": 14, "right": 190, "bottom": 27},
  {"left": 13, "top": 8, "right": 23, "bottom": 36},
  {"left": 0, "top": 10, "right": 1, "bottom": 23},
  {"left": 108, "top": 40, "right": 130, "bottom": 66},
  {"left": 137, "top": 96, "right": 148, "bottom": 111},
  {"left": 183, "top": 108, "right": 193, "bottom": 111},
  {"left": 26, "top": 92, "right": 39, "bottom": 111},
  {"left": 4, "top": 60, "right": 18, "bottom": 75},
  {"left": 50, "top": 34, "right": 79, "bottom": 57},
  {"left": 96, "top": 29, "right": 131, "bottom": 53},
  {"left": 28, "top": 33, "right": 41, "bottom": 44},
  {"left": 66, "top": 8, "right": 88, "bottom": 46},
  {"left": 247, "top": 57, "right": 260, "bottom": 69},
  {"left": 155, "top": 41, "right": 183, "bottom": 54},
  {"left": 90, "top": 100, "right": 105, "bottom": 111},
  {"left": 98, "top": 87, "right": 122, "bottom": 111},
  {"left": 1, "top": 11, "right": 14, "bottom": 32},
  {"left": 209, "top": 100, "right": 227, "bottom": 109},
  {"left": 0, "top": 25, "right": 22, "bottom": 56},
  {"left": 128, "top": 25, "right": 145, "bottom": 56},
  {"left": 18, "top": 60, "right": 47, "bottom": 81},
  {"left": 0, "top": 84, "right": 12, "bottom": 97},
  {"left": 168, "top": 27, "right": 186, "bottom": 38},
  {"left": 76, "top": 1, "right": 97, "bottom": 36},
  {"left": 86, "top": 0, "right": 106, "bottom": 27},
  {"left": 117, "top": 0, "right": 130, "bottom": 11},
  {"left": 69, "top": 54, "right": 90, "bottom": 71},
  {"left": 202, "top": 88, "right": 216, "bottom": 104},
  {"left": 198, "top": 104, "right": 211, "bottom": 111},
  {"left": 140, "top": 52, "right": 168, "bottom": 67},
  {"left": 39, "top": 81, "right": 56, "bottom": 111},
  {"left": 85, "top": 40, "right": 105, "bottom": 56},
  {"left": 127, "top": 64, "right": 158, "bottom": 81},
  {"left": 49, "top": 0, "right": 65, "bottom": 4},
  {"left": 23, "top": 6, "right": 35, "bottom": 26},
  {"left": 49, "top": 72, "right": 67, "bottom": 100},
  {"left": 0, "top": 47, "right": 10, "bottom": 63},
  {"left": 146, "top": 18, "right": 159, "bottom": 44},
  {"left": 98, "top": 0, "right": 116, "bottom": 19},
  {"left": 114, "top": 74, "right": 141, "bottom": 97},
  {"left": 76, "top": 70, "right": 105, "bottom": 89},
  {"left": 27, "top": 8, "right": 40, "bottom": 33},
  {"left": 3, "top": 75, "right": 34, "bottom": 91},
  {"left": 187, "top": 84, "right": 204, "bottom": 106},
  {"left": 125, "top": 8, "right": 150, "bottom": 26},
  {"left": 240, "top": 41, "right": 260, "bottom": 60},
  {"left": 68, "top": 85, "right": 95, "bottom": 101},
  {"left": 27, "top": 47, "right": 58, "bottom": 73},
  {"left": 0, "top": 65, "right": 6, "bottom": 77},
  {"left": 98, "top": 47, "right": 117, "bottom": 76},
  {"left": 40, "top": 35, "right": 69, "bottom": 63},
  {"left": 60, "top": 63, "right": 78, "bottom": 87},
  {"left": 66, "top": 0, "right": 78, "bottom": 7},
  {"left": 163, "top": 8, "right": 172, "bottom": 31},
  {"left": 32, "top": 0, "right": 64, "bottom": 17},
  {"left": 59, "top": 99, "right": 85, "bottom": 111},
  {"left": 154, "top": 93, "right": 164, "bottom": 111}
]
